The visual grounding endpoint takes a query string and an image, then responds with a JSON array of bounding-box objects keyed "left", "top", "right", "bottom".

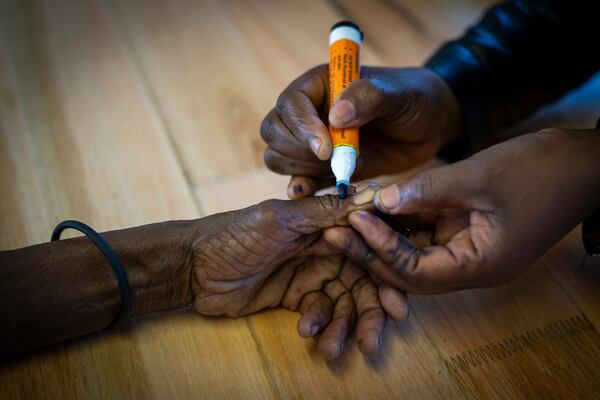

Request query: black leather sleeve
[{"left": 425, "top": 0, "right": 600, "bottom": 157}]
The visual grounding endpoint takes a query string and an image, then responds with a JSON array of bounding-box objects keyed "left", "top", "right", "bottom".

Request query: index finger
[{"left": 276, "top": 65, "right": 332, "bottom": 160}]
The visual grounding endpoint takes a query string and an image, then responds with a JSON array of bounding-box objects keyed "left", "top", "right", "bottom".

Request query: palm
[
  {"left": 424, "top": 209, "right": 519, "bottom": 290},
  {"left": 403, "top": 209, "right": 499, "bottom": 291}
]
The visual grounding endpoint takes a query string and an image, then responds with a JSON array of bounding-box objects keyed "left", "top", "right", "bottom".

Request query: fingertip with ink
[
  {"left": 348, "top": 210, "right": 373, "bottom": 227},
  {"left": 287, "top": 177, "right": 314, "bottom": 199}
]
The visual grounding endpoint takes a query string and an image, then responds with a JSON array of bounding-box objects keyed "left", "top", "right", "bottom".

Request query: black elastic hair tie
[{"left": 51, "top": 220, "right": 131, "bottom": 329}]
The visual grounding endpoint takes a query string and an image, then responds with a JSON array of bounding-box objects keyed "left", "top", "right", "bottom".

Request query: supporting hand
[{"left": 325, "top": 130, "right": 600, "bottom": 292}]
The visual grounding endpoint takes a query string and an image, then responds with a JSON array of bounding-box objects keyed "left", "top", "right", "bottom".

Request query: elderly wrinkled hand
[{"left": 191, "top": 185, "right": 408, "bottom": 358}]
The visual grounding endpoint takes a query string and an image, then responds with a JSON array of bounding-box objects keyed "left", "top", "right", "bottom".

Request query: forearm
[
  {"left": 485, "top": 129, "right": 600, "bottom": 266},
  {"left": 0, "top": 220, "right": 195, "bottom": 358}
]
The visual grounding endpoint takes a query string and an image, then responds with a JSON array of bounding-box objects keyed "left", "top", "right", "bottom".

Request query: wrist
[
  {"left": 107, "top": 220, "right": 196, "bottom": 317},
  {"left": 535, "top": 128, "right": 600, "bottom": 216}
]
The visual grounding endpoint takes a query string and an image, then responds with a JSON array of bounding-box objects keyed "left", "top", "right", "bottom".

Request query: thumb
[
  {"left": 373, "top": 163, "right": 485, "bottom": 215},
  {"left": 329, "top": 79, "right": 389, "bottom": 128}
]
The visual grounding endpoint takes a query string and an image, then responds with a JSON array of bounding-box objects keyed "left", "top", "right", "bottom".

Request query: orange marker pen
[{"left": 328, "top": 21, "right": 362, "bottom": 198}]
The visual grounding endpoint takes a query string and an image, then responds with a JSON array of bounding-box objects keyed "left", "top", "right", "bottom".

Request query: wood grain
[
  {"left": 1, "top": 0, "right": 599, "bottom": 399},
  {"left": 0, "top": 0, "right": 275, "bottom": 398}
]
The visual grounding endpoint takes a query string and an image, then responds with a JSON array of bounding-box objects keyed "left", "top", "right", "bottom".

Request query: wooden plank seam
[{"left": 443, "top": 313, "right": 594, "bottom": 372}]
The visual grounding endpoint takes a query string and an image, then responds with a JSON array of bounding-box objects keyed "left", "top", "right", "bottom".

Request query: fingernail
[
  {"left": 352, "top": 182, "right": 381, "bottom": 205},
  {"left": 375, "top": 186, "right": 399, "bottom": 211},
  {"left": 352, "top": 186, "right": 376, "bottom": 205},
  {"left": 330, "top": 99, "right": 356, "bottom": 126},
  {"left": 310, "top": 324, "right": 319, "bottom": 336},
  {"left": 310, "top": 137, "right": 321, "bottom": 156}
]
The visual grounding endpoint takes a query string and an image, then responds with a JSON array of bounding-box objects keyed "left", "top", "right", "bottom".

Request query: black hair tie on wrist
[{"left": 51, "top": 220, "right": 132, "bottom": 329}]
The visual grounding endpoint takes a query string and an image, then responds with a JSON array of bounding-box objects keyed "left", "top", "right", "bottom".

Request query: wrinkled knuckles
[
  {"left": 259, "top": 112, "right": 275, "bottom": 144},
  {"left": 275, "top": 92, "right": 291, "bottom": 118},
  {"left": 252, "top": 199, "right": 285, "bottom": 226},
  {"left": 416, "top": 171, "right": 434, "bottom": 203}
]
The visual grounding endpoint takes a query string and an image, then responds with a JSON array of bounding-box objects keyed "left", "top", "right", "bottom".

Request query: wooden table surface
[{"left": 1, "top": 0, "right": 599, "bottom": 398}]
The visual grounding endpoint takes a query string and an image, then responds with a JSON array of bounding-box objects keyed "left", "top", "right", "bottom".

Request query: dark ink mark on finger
[
  {"left": 293, "top": 184, "right": 304, "bottom": 194},
  {"left": 356, "top": 210, "right": 374, "bottom": 220}
]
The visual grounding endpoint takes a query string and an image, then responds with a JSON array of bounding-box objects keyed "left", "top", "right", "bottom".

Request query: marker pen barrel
[{"left": 328, "top": 21, "right": 362, "bottom": 198}]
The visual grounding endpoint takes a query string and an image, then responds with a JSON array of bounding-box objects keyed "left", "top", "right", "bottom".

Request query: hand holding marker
[{"left": 329, "top": 21, "right": 363, "bottom": 198}]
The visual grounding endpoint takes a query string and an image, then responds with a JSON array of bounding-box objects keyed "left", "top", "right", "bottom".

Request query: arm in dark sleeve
[{"left": 425, "top": 0, "right": 600, "bottom": 155}]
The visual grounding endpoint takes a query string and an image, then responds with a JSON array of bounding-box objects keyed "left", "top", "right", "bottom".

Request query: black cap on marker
[{"left": 330, "top": 20, "right": 364, "bottom": 40}]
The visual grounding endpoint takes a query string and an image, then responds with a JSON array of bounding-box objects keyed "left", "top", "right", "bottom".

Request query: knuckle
[
  {"left": 362, "top": 79, "right": 385, "bottom": 102},
  {"left": 253, "top": 198, "right": 285, "bottom": 225},
  {"left": 412, "top": 171, "right": 434, "bottom": 203},
  {"left": 348, "top": 79, "right": 385, "bottom": 115},
  {"left": 315, "top": 195, "right": 345, "bottom": 221},
  {"left": 302, "top": 64, "right": 329, "bottom": 89},
  {"left": 392, "top": 249, "right": 420, "bottom": 284},
  {"left": 275, "top": 93, "right": 288, "bottom": 116},
  {"left": 308, "top": 63, "right": 328, "bottom": 76},
  {"left": 277, "top": 94, "right": 307, "bottom": 134},
  {"left": 260, "top": 113, "right": 275, "bottom": 143}
]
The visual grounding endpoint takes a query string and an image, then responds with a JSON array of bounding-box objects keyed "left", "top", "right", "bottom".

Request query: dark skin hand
[
  {"left": 191, "top": 184, "right": 407, "bottom": 358},
  {"left": 324, "top": 129, "right": 600, "bottom": 293},
  {"left": 260, "top": 65, "right": 462, "bottom": 198},
  {"left": 0, "top": 186, "right": 407, "bottom": 359}
]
